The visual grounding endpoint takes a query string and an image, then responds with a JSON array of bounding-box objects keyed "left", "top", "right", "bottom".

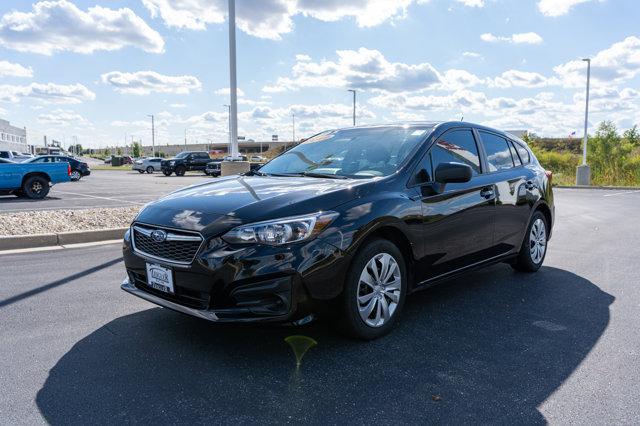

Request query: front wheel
[
  {"left": 146, "top": 166, "right": 154, "bottom": 174},
  {"left": 138, "top": 170, "right": 145, "bottom": 174},
  {"left": 162, "top": 170, "right": 172, "bottom": 176},
  {"left": 337, "top": 239, "right": 407, "bottom": 340},
  {"left": 511, "top": 211, "right": 548, "bottom": 272},
  {"left": 175, "top": 166, "right": 186, "bottom": 176},
  {"left": 23, "top": 176, "right": 50, "bottom": 199}
]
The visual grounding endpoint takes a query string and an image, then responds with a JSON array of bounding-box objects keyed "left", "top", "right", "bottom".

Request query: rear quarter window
[{"left": 513, "top": 142, "right": 531, "bottom": 164}]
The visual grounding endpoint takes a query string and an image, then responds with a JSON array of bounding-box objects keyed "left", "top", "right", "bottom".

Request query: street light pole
[
  {"left": 291, "top": 112, "right": 295, "bottom": 150},
  {"left": 348, "top": 89, "right": 356, "bottom": 126},
  {"left": 228, "top": 0, "right": 239, "bottom": 160},
  {"left": 576, "top": 58, "right": 591, "bottom": 185},
  {"left": 147, "top": 114, "right": 155, "bottom": 157},
  {"left": 223, "top": 104, "right": 231, "bottom": 152}
]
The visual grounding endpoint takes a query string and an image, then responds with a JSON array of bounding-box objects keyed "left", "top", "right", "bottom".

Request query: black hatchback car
[{"left": 122, "top": 122, "right": 554, "bottom": 339}]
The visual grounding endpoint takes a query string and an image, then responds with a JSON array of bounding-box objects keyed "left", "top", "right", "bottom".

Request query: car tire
[
  {"left": 70, "top": 170, "right": 82, "bottom": 181},
  {"left": 511, "top": 211, "right": 548, "bottom": 273},
  {"left": 336, "top": 238, "right": 408, "bottom": 340},
  {"left": 146, "top": 166, "right": 154, "bottom": 174},
  {"left": 138, "top": 170, "right": 145, "bottom": 174},
  {"left": 175, "top": 166, "right": 186, "bottom": 176},
  {"left": 23, "top": 175, "right": 50, "bottom": 199},
  {"left": 162, "top": 170, "right": 172, "bottom": 176}
]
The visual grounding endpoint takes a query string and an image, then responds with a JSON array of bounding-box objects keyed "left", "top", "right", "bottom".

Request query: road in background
[
  {"left": 0, "top": 170, "right": 210, "bottom": 212},
  {"left": 1, "top": 188, "right": 639, "bottom": 423}
]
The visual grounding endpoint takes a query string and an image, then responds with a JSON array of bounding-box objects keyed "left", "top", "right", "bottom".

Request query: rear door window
[{"left": 479, "top": 132, "right": 515, "bottom": 172}]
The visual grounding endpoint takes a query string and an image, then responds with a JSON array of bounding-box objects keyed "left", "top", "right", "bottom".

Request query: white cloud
[
  {"left": 491, "top": 70, "right": 550, "bottom": 88},
  {"left": 37, "top": 109, "right": 90, "bottom": 126},
  {"left": 214, "top": 87, "right": 246, "bottom": 97},
  {"left": 554, "top": 36, "right": 640, "bottom": 88},
  {"left": 101, "top": 71, "right": 202, "bottom": 95},
  {"left": 0, "top": 0, "right": 164, "bottom": 55},
  {"left": 456, "top": 0, "right": 485, "bottom": 7},
  {"left": 462, "top": 51, "right": 483, "bottom": 60},
  {"left": 264, "top": 47, "right": 441, "bottom": 93},
  {"left": 481, "top": 32, "right": 543, "bottom": 44},
  {"left": 537, "top": 0, "right": 595, "bottom": 17},
  {"left": 441, "top": 69, "right": 485, "bottom": 90},
  {"left": 169, "top": 103, "right": 188, "bottom": 108},
  {"left": 143, "top": 0, "right": 419, "bottom": 40},
  {"left": 0, "top": 82, "right": 95, "bottom": 104},
  {"left": 0, "top": 61, "right": 33, "bottom": 78}
]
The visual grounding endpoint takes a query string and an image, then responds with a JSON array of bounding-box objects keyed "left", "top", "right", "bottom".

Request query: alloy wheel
[
  {"left": 357, "top": 252, "right": 402, "bottom": 327},
  {"left": 529, "top": 218, "right": 547, "bottom": 264},
  {"left": 71, "top": 171, "right": 81, "bottom": 180}
]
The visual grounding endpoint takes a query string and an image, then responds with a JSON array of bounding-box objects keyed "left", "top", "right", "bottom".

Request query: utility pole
[
  {"left": 223, "top": 104, "right": 231, "bottom": 152},
  {"left": 348, "top": 89, "right": 356, "bottom": 126},
  {"left": 228, "top": 0, "right": 239, "bottom": 160},
  {"left": 290, "top": 112, "right": 296, "bottom": 151},
  {"left": 184, "top": 128, "right": 187, "bottom": 147},
  {"left": 147, "top": 114, "right": 155, "bottom": 157},
  {"left": 576, "top": 58, "right": 591, "bottom": 186}
]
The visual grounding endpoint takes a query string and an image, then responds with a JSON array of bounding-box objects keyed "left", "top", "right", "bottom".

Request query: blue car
[{"left": 0, "top": 158, "right": 71, "bottom": 199}]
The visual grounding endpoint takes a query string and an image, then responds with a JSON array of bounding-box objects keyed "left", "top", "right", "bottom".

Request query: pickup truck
[
  {"left": 0, "top": 158, "right": 71, "bottom": 199},
  {"left": 161, "top": 151, "right": 211, "bottom": 176}
]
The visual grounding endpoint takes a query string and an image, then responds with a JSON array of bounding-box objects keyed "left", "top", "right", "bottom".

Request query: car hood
[{"left": 134, "top": 175, "right": 374, "bottom": 235}]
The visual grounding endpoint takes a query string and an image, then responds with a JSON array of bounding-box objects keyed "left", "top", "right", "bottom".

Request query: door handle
[{"left": 480, "top": 186, "right": 495, "bottom": 199}]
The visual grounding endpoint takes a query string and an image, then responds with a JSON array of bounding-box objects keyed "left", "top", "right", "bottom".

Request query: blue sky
[{"left": 0, "top": 0, "right": 639, "bottom": 149}]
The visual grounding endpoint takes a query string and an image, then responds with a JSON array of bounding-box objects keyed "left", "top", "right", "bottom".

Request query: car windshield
[
  {"left": 260, "top": 126, "right": 432, "bottom": 178},
  {"left": 175, "top": 152, "right": 190, "bottom": 159}
]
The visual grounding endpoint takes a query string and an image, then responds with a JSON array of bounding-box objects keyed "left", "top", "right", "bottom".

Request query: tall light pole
[
  {"left": 291, "top": 112, "right": 295, "bottom": 150},
  {"left": 147, "top": 114, "right": 155, "bottom": 157},
  {"left": 223, "top": 104, "right": 231, "bottom": 152},
  {"left": 576, "top": 58, "right": 591, "bottom": 185},
  {"left": 228, "top": 0, "right": 239, "bottom": 160},
  {"left": 348, "top": 89, "right": 356, "bottom": 126}
]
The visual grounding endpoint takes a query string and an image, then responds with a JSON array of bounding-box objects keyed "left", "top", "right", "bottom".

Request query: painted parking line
[
  {"left": 52, "top": 190, "right": 145, "bottom": 205},
  {"left": 603, "top": 190, "right": 640, "bottom": 197}
]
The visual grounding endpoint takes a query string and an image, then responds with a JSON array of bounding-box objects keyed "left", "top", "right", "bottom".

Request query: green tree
[
  {"left": 588, "top": 121, "right": 633, "bottom": 185},
  {"left": 623, "top": 125, "right": 640, "bottom": 148},
  {"left": 131, "top": 141, "right": 142, "bottom": 158},
  {"left": 116, "top": 147, "right": 123, "bottom": 156}
]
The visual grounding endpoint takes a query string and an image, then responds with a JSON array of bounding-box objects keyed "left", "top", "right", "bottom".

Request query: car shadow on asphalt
[{"left": 36, "top": 264, "right": 613, "bottom": 424}]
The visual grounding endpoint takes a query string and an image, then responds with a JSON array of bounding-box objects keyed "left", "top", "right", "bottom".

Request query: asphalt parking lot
[
  {"left": 0, "top": 170, "right": 210, "bottom": 212},
  {"left": 1, "top": 188, "right": 639, "bottom": 424}
]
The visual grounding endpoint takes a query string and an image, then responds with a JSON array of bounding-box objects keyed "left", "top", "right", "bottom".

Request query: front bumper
[{"left": 121, "top": 229, "right": 350, "bottom": 323}]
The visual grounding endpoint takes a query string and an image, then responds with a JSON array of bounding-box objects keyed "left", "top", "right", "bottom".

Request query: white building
[{"left": 0, "top": 119, "right": 29, "bottom": 153}]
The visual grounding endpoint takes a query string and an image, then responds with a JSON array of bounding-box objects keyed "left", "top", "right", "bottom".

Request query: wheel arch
[{"left": 21, "top": 172, "right": 51, "bottom": 188}]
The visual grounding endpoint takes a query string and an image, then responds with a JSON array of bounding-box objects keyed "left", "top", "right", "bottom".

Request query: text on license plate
[{"left": 145, "top": 263, "right": 174, "bottom": 294}]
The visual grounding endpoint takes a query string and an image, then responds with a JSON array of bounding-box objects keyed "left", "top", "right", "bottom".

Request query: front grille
[{"left": 132, "top": 224, "right": 203, "bottom": 264}]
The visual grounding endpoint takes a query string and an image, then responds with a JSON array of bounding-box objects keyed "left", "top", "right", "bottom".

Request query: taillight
[
  {"left": 545, "top": 170, "right": 553, "bottom": 184},
  {"left": 68, "top": 164, "right": 71, "bottom": 176}
]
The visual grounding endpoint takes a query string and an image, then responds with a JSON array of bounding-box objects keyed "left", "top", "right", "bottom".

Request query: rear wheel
[
  {"left": 23, "top": 176, "right": 50, "bottom": 199},
  {"left": 70, "top": 170, "right": 82, "bottom": 181},
  {"left": 175, "top": 166, "right": 186, "bottom": 176},
  {"left": 146, "top": 166, "right": 154, "bottom": 174},
  {"left": 336, "top": 239, "right": 407, "bottom": 340},
  {"left": 511, "top": 211, "right": 548, "bottom": 272}
]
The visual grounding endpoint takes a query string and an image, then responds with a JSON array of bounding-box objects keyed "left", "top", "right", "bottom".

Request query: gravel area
[{"left": 0, "top": 207, "right": 139, "bottom": 236}]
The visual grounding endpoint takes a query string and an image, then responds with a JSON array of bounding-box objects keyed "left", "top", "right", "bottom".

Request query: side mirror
[{"left": 435, "top": 162, "right": 473, "bottom": 184}]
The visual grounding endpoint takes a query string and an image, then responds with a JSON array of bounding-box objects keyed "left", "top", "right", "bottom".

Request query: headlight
[{"left": 222, "top": 211, "right": 339, "bottom": 246}]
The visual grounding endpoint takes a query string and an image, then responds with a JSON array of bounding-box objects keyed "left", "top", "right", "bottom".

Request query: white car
[{"left": 132, "top": 157, "right": 162, "bottom": 174}]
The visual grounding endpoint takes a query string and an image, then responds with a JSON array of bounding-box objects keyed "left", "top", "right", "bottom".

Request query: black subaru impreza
[{"left": 122, "top": 122, "right": 554, "bottom": 339}]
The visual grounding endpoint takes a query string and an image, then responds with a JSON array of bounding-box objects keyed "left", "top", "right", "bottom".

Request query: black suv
[
  {"left": 24, "top": 155, "right": 90, "bottom": 181},
  {"left": 161, "top": 151, "right": 211, "bottom": 176},
  {"left": 122, "top": 122, "right": 554, "bottom": 339}
]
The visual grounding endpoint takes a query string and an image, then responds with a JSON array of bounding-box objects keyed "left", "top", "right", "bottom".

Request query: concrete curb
[
  {"left": 554, "top": 185, "right": 640, "bottom": 190},
  {"left": 0, "top": 227, "right": 128, "bottom": 251}
]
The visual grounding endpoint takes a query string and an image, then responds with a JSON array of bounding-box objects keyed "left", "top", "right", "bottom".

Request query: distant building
[{"left": 0, "top": 119, "right": 30, "bottom": 153}]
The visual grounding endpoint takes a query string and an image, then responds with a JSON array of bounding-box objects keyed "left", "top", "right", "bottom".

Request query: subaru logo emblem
[{"left": 150, "top": 230, "right": 167, "bottom": 243}]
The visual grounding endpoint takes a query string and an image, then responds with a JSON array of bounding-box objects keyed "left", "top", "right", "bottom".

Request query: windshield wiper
[{"left": 301, "top": 171, "right": 348, "bottom": 179}]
